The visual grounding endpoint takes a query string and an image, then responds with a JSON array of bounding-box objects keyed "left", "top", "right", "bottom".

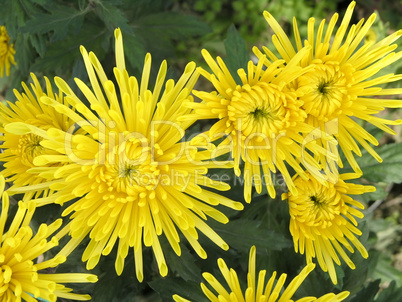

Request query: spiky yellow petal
[
  {"left": 183, "top": 48, "right": 338, "bottom": 201},
  {"left": 7, "top": 28, "right": 243, "bottom": 281},
  {"left": 173, "top": 246, "right": 349, "bottom": 301},
  {"left": 0, "top": 175, "right": 97, "bottom": 301},
  {"left": 285, "top": 172, "right": 374, "bottom": 284},
  {"left": 256, "top": 1, "right": 402, "bottom": 173}
]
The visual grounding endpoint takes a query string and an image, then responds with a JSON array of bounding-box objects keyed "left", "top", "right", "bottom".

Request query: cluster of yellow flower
[
  {"left": 0, "top": 1, "right": 401, "bottom": 301},
  {"left": 0, "top": 25, "right": 16, "bottom": 77}
]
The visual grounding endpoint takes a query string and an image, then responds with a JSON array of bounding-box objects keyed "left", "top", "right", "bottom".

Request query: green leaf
[
  {"left": 343, "top": 142, "right": 402, "bottom": 184},
  {"left": 14, "top": 33, "right": 36, "bottom": 75},
  {"left": 3, "top": 0, "right": 42, "bottom": 37},
  {"left": 163, "top": 238, "right": 202, "bottom": 283},
  {"left": 121, "top": 31, "right": 147, "bottom": 71},
  {"left": 208, "top": 219, "right": 292, "bottom": 253},
  {"left": 133, "top": 11, "right": 210, "bottom": 63},
  {"left": 31, "top": 24, "right": 107, "bottom": 75},
  {"left": 223, "top": 24, "right": 249, "bottom": 84},
  {"left": 132, "top": 11, "right": 210, "bottom": 77},
  {"left": 29, "top": 33, "right": 47, "bottom": 57},
  {"left": 350, "top": 279, "right": 381, "bottom": 302},
  {"left": 95, "top": 1, "right": 132, "bottom": 33},
  {"left": 86, "top": 246, "right": 150, "bottom": 302},
  {"left": 149, "top": 277, "right": 208, "bottom": 302},
  {"left": 134, "top": 12, "right": 211, "bottom": 40},
  {"left": 22, "top": 5, "right": 87, "bottom": 42}
]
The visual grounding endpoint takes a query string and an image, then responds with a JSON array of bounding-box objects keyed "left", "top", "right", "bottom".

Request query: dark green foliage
[
  {"left": 22, "top": 4, "right": 87, "bottom": 42},
  {"left": 208, "top": 218, "right": 292, "bottom": 253},
  {"left": 351, "top": 280, "right": 402, "bottom": 302},
  {"left": 0, "top": 0, "right": 210, "bottom": 99},
  {"left": 133, "top": 11, "right": 211, "bottom": 70},
  {"left": 162, "top": 238, "right": 203, "bottom": 283},
  {"left": 223, "top": 24, "right": 249, "bottom": 84},
  {"left": 149, "top": 277, "right": 209, "bottom": 302},
  {"left": 376, "top": 281, "right": 402, "bottom": 302}
]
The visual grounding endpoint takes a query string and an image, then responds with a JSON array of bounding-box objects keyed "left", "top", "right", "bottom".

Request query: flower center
[
  {"left": 228, "top": 82, "right": 300, "bottom": 137},
  {"left": 249, "top": 107, "right": 270, "bottom": 121},
  {"left": 289, "top": 182, "right": 346, "bottom": 229},
  {"left": 310, "top": 194, "right": 321, "bottom": 205},
  {"left": 317, "top": 81, "right": 330, "bottom": 95},
  {"left": 94, "top": 138, "right": 160, "bottom": 201},
  {"left": 113, "top": 158, "right": 158, "bottom": 190},
  {"left": 119, "top": 163, "right": 139, "bottom": 179},
  {"left": 18, "top": 134, "right": 44, "bottom": 165},
  {"left": 298, "top": 63, "right": 352, "bottom": 121}
]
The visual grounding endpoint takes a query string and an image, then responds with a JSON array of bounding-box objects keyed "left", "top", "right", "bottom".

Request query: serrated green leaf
[
  {"left": 223, "top": 24, "right": 249, "bottom": 84},
  {"left": 6, "top": 1, "right": 26, "bottom": 36},
  {"left": 350, "top": 279, "right": 381, "bottom": 302},
  {"left": 95, "top": 1, "right": 132, "bottom": 33},
  {"left": 208, "top": 219, "right": 292, "bottom": 253},
  {"left": 14, "top": 33, "right": 36, "bottom": 74},
  {"left": 66, "top": 58, "right": 88, "bottom": 96},
  {"left": 3, "top": 0, "right": 46, "bottom": 37},
  {"left": 121, "top": 31, "right": 147, "bottom": 71},
  {"left": 163, "top": 240, "right": 202, "bottom": 282},
  {"left": 31, "top": 24, "right": 107, "bottom": 74},
  {"left": 242, "top": 194, "right": 291, "bottom": 237},
  {"left": 149, "top": 277, "right": 208, "bottom": 302},
  {"left": 343, "top": 142, "right": 402, "bottom": 184},
  {"left": 90, "top": 272, "right": 125, "bottom": 302},
  {"left": 29, "top": 33, "right": 47, "bottom": 57},
  {"left": 134, "top": 12, "right": 211, "bottom": 39},
  {"left": 22, "top": 5, "right": 86, "bottom": 42},
  {"left": 132, "top": 11, "right": 210, "bottom": 74},
  {"left": 86, "top": 246, "right": 150, "bottom": 302}
]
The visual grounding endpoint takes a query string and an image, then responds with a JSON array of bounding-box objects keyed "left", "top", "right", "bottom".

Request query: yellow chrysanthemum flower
[
  {"left": 7, "top": 29, "right": 244, "bottom": 281},
  {"left": 0, "top": 73, "right": 80, "bottom": 198},
  {"left": 0, "top": 25, "right": 16, "bottom": 77},
  {"left": 282, "top": 173, "right": 375, "bottom": 284},
  {"left": 254, "top": 1, "right": 402, "bottom": 174},
  {"left": 181, "top": 49, "right": 336, "bottom": 201},
  {"left": 0, "top": 175, "right": 97, "bottom": 301},
  {"left": 173, "top": 246, "right": 349, "bottom": 302}
]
